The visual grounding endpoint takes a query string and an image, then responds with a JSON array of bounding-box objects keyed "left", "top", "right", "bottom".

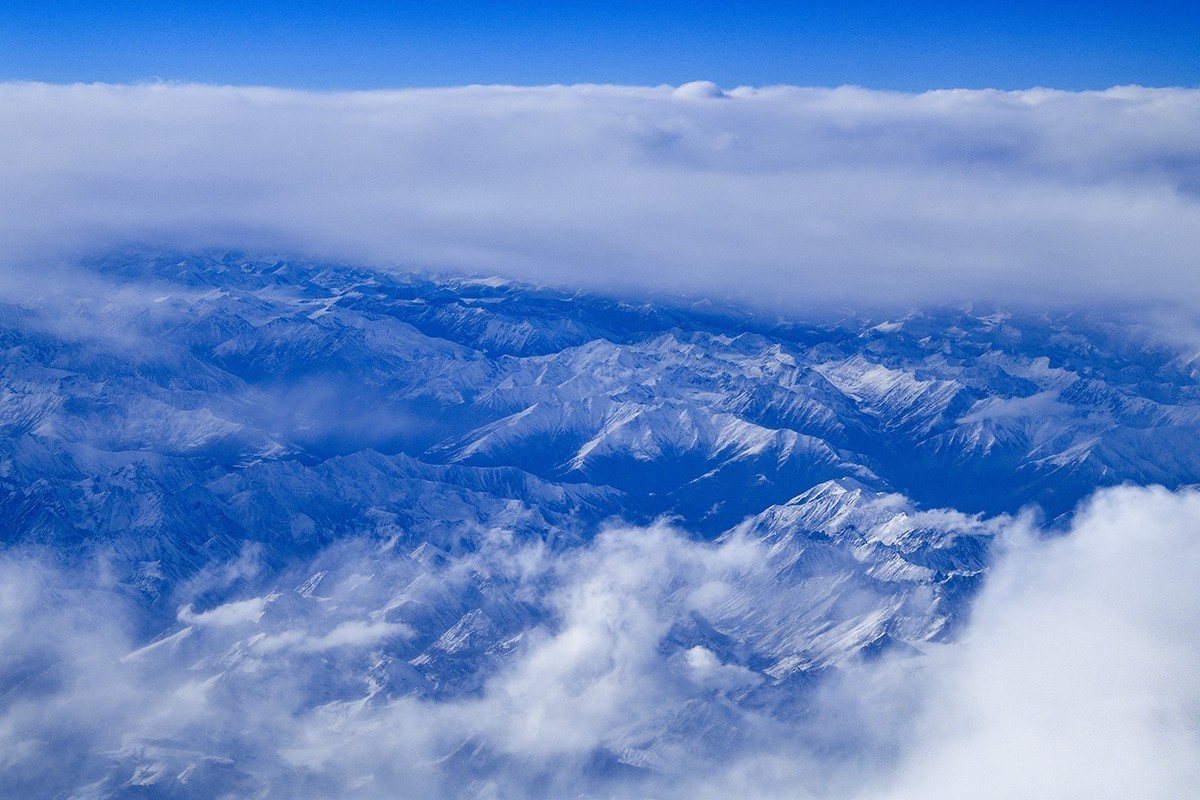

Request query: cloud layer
[
  {"left": 876, "top": 485, "right": 1200, "bottom": 799},
  {"left": 2, "top": 82, "right": 1200, "bottom": 313},
  {"left": 2, "top": 486, "right": 1199, "bottom": 798}
]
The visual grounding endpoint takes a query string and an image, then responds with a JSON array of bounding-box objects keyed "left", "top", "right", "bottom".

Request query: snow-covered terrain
[{"left": 2, "top": 253, "right": 1199, "bottom": 798}]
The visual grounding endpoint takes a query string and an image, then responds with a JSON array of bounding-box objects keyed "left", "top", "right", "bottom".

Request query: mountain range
[{"left": 2, "top": 253, "right": 1198, "bottom": 798}]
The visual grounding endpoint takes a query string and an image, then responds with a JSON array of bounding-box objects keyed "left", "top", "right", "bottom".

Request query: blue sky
[{"left": 2, "top": 1, "right": 1198, "bottom": 90}]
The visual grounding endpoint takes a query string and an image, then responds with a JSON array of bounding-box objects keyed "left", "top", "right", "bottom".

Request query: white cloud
[
  {"left": 466, "top": 524, "right": 760, "bottom": 761},
  {"left": 956, "top": 389, "right": 1074, "bottom": 423},
  {"left": 674, "top": 80, "right": 726, "bottom": 99},
  {"left": 253, "top": 620, "right": 413, "bottom": 654},
  {"left": 872, "top": 485, "right": 1200, "bottom": 800},
  {"left": 1, "top": 488, "right": 1198, "bottom": 798},
  {"left": 178, "top": 594, "right": 274, "bottom": 626},
  {"left": 1, "top": 82, "right": 1199, "bottom": 315}
]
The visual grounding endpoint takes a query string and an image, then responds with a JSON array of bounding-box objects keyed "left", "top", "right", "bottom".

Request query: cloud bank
[
  {"left": 2, "top": 486, "right": 1199, "bottom": 798},
  {"left": 2, "top": 82, "right": 1200, "bottom": 313},
  {"left": 875, "top": 484, "right": 1200, "bottom": 799}
]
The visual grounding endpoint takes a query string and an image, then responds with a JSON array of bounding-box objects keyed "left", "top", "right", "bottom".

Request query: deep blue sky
[{"left": 2, "top": 1, "right": 1198, "bottom": 90}]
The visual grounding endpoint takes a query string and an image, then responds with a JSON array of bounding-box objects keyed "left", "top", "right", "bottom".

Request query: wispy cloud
[
  {"left": 2, "top": 82, "right": 1199, "bottom": 313},
  {"left": 2, "top": 486, "right": 1197, "bottom": 798}
]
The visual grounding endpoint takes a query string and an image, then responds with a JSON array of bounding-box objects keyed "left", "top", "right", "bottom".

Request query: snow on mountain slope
[{"left": 2, "top": 253, "right": 1200, "bottom": 797}]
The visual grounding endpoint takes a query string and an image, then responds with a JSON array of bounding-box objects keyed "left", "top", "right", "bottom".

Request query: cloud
[
  {"left": 1, "top": 487, "right": 1198, "bottom": 798},
  {"left": 2, "top": 82, "right": 1200, "bottom": 315},
  {"left": 870, "top": 485, "right": 1200, "bottom": 800},
  {"left": 956, "top": 389, "right": 1074, "bottom": 424},
  {"left": 674, "top": 80, "right": 726, "bottom": 99},
  {"left": 178, "top": 594, "right": 275, "bottom": 626}
]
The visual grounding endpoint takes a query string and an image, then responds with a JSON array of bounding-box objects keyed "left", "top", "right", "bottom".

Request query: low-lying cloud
[
  {"left": 2, "top": 485, "right": 1198, "bottom": 798},
  {"left": 2, "top": 82, "right": 1200, "bottom": 313},
  {"left": 874, "top": 485, "right": 1200, "bottom": 800}
]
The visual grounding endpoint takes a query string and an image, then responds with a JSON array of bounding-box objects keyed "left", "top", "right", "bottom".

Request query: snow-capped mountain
[{"left": 2, "top": 252, "right": 1199, "bottom": 797}]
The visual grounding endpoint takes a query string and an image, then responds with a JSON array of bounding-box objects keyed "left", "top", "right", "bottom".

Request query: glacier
[{"left": 1, "top": 252, "right": 1199, "bottom": 798}]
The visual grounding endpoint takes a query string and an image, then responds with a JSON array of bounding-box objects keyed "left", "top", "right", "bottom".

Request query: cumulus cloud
[
  {"left": 2, "top": 82, "right": 1200, "bottom": 314},
  {"left": 871, "top": 485, "right": 1200, "bottom": 800},
  {"left": 1, "top": 486, "right": 1197, "bottom": 798}
]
